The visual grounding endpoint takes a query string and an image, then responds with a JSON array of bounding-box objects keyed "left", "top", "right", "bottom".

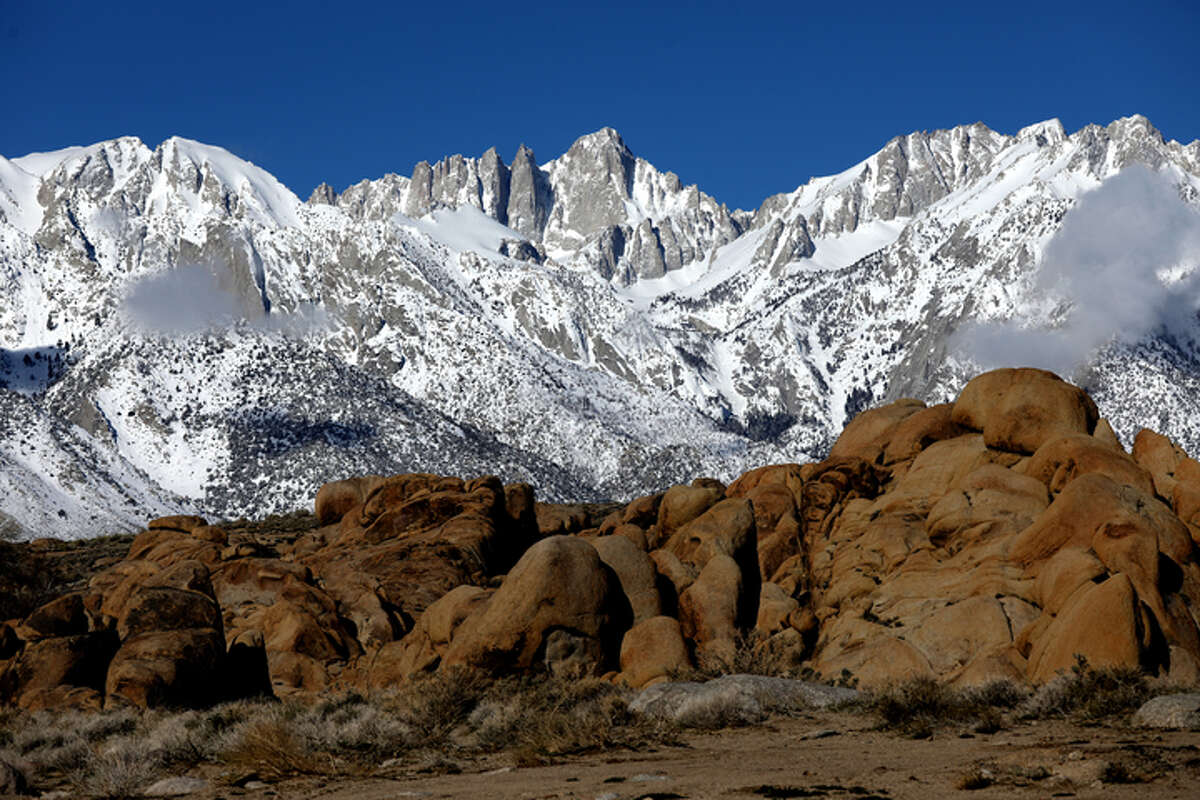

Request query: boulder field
[{"left": 4, "top": 368, "right": 1200, "bottom": 711}]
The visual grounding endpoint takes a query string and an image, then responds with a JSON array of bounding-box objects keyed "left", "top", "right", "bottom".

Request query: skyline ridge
[{"left": 6, "top": 113, "right": 1192, "bottom": 217}]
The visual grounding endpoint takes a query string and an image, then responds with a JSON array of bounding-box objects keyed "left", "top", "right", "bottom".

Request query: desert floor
[{"left": 170, "top": 710, "right": 1200, "bottom": 800}]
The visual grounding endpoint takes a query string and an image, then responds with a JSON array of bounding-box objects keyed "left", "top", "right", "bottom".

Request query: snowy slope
[{"left": 2, "top": 115, "right": 1199, "bottom": 539}]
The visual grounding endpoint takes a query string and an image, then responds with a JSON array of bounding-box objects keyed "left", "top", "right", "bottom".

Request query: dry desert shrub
[
  {"left": 68, "top": 740, "right": 163, "bottom": 800},
  {"left": 1022, "top": 655, "right": 1151, "bottom": 721},
  {"left": 212, "top": 671, "right": 673, "bottom": 774},
  {"left": 684, "top": 631, "right": 812, "bottom": 680},
  {"left": 221, "top": 716, "right": 333, "bottom": 780},
  {"left": 867, "top": 677, "right": 1026, "bottom": 737},
  {"left": 464, "top": 673, "right": 675, "bottom": 759},
  {"left": 0, "top": 670, "right": 680, "bottom": 792},
  {"left": 140, "top": 699, "right": 269, "bottom": 765},
  {"left": 0, "top": 709, "right": 15, "bottom": 749},
  {"left": 377, "top": 667, "right": 492, "bottom": 745},
  {"left": 9, "top": 712, "right": 92, "bottom": 774}
]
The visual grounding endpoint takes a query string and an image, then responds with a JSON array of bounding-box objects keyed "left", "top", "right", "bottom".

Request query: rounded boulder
[
  {"left": 952, "top": 368, "right": 1099, "bottom": 455},
  {"left": 442, "top": 535, "right": 629, "bottom": 675}
]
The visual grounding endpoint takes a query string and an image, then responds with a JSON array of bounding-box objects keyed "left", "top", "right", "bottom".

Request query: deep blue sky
[{"left": 3, "top": 0, "right": 1197, "bottom": 211}]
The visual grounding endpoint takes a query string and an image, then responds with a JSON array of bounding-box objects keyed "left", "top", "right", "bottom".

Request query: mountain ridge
[{"left": 2, "top": 115, "right": 1199, "bottom": 540}]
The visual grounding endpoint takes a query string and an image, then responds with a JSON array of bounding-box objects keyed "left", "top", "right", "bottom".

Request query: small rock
[
  {"left": 800, "top": 728, "right": 840, "bottom": 740},
  {"left": 244, "top": 780, "right": 270, "bottom": 790},
  {"left": 1053, "top": 758, "right": 1108, "bottom": 787},
  {"left": 630, "top": 773, "right": 669, "bottom": 782},
  {"left": 596, "top": 794, "right": 620, "bottom": 800},
  {"left": 142, "top": 776, "right": 208, "bottom": 797},
  {"left": 1132, "top": 693, "right": 1200, "bottom": 729}
]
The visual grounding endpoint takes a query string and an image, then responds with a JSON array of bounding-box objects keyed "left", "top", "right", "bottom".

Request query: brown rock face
[
  {"left": 665, "top": 498, "right": 760, "bottom": 632},
  {"left": 1028, "top": 574, "right": 1143, "bottom": 682},
  {"left": 590, "top": 535, "right": 662, "bottom": 624},
  {"left": 314, "top": 475, "right": 383, "bottom": 525},
  {"left": 762, "top": 369, "right": 1200, "bottom": 687},
  {"left": 1, "top": 632, "right": 118, "bottom": 709},
  {"left": 678, "top": 554, "right": 743, "bottom": 666},
  {"left": 443, "top": 536, "right": 630, "bottom": 676},
  {"left": 148, "top": 515, "right": 207, "bottom": 534},
  {"left": 830, "top": 399, "right": 926, "bottom": 463},
  {"left": 654, "top": 483, "right": 725, "bottom": 548},
  {"left": 368, "top": 585, "right": 492, "bottom": 685},
  {"left": 727, "top": 464, "right": 804, "bottom": 582},
  {"left": 952, "top": 368, "right": 1099, "bottom": 454},
  {"left": 116, "top": 586, "right": 222, "bottom": 641},
  {"left": 105, "top": 628, "right": 226, "bottom": 708},
  {"left": 619, "top": 616, "right": 690, "bottom": 688},
  {"left": 1133, "top": 428, "right": 1188, "bottom": 499},
  {"left": 14, "top": 592, "right": 93, "bottom": 641},
  {"left": 882, "top": 404, "right": 968, "bottom": 465},
  {"left": 316, "top": 474, "right": 538, "bottom": 626},
  {"left": 1024, "top": 434, "right": 1153, "bottom": 496}
]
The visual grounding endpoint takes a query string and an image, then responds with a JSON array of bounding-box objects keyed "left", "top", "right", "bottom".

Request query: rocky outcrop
[{"left": 4, "top": 368, "right": 1200, "bottom": 709}]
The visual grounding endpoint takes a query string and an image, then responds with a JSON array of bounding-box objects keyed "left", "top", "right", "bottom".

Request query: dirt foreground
[{"left": 172, "top": 711, "right": 1200, "bottom": 800}]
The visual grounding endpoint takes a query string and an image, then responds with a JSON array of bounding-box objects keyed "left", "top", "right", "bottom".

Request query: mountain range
[{"left": 2, "top": 115, "right": 1199, "bottom": 539}]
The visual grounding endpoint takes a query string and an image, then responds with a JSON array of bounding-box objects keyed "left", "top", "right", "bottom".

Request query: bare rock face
[
  {"left": 0, "top": 632, "right": 117, "bottom": 710},
  {"left": 619, "top": 615, "right": 690, "bottom": 689},
  {"left": 105, "top": 627, "right": 227, "bottom": 708},
  {"left": 797, "top": 370, "right": 1200, "bottom": 687},
  {"left": 1023, "top": 434, "right": 1152, "bottom": 496},
  {"left": 590, "top": 534, "right": 662, "bottom": 624},
  {"left": 952, "top": 368, "right": 1100, "bottom": 454},
  {"left": 314, "top": 475, "right": 383, "bottom": 525},
  {"left": 1, "top": 471, "right": 543, "bottom": 708},
  {"left": 829, "top": 398, "right": 926, "bottom": 463},
  {"left": 368, "top": 584, "right": 492, "bottom": 685},
  {"left": 442, "top": 535, "right": 630, "bottom": 677}
]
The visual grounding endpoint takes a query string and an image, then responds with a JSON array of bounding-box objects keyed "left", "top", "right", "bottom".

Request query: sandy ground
[{"left": 177, "top": 711, "right": 1200, "bottom": 800}]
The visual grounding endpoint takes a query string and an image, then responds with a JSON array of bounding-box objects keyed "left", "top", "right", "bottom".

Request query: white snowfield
[{"left": 1, "top": 115, "right": 1199, "bottom": 539}]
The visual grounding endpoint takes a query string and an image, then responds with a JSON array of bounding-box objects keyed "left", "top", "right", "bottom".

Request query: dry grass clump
[
  {"left": 381, "top": 667, "right": 491, "bottom": 745},
  {"left": 680, "top": 631, "right": 813, "bottom": 681},
  {"left": 1021, "top": 656, "right": 1151, "bottom": 722},
  {"left": 866, "top": 677, "right": 1026, "bottom": 738},
  {"left": 865, "top": 657, "right": 1159, "bottom": 738},
  {"left": 465, "top": 673, "right": 674, "bottom": 760},
  {"left": 70, "top": 743, "right": 162, "bottom": 800},
  {"left": 221, "top": 717, "right": 334, "bottom": 780}
]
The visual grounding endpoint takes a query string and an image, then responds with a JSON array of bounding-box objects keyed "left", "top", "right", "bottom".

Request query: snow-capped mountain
[{"left": 2, "top": 115, "right": 1199, "bottom": 539}]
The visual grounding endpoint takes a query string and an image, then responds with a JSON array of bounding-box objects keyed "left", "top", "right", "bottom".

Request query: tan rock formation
[
  {"left": 952, "top": 368, "right": 1099, "bottom": 454},
  {"left": 7, "top": 368, "right": 1200, "bottom": 711},
  {"left": 619, "top": 616, "right": 690, "bottom": 688}
]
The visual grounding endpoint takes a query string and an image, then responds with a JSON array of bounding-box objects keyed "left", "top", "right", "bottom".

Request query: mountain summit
[{"left": 1, "top": 117, "right": 1199, "bottom": 538}]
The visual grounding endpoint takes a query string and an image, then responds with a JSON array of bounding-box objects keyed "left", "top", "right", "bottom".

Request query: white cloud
[
  {"left": 956, "top": 164, "right": 1200, "bottom": 376},
  {"left": 120, "top": 263, "right": 328, "bottom": 336}
]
